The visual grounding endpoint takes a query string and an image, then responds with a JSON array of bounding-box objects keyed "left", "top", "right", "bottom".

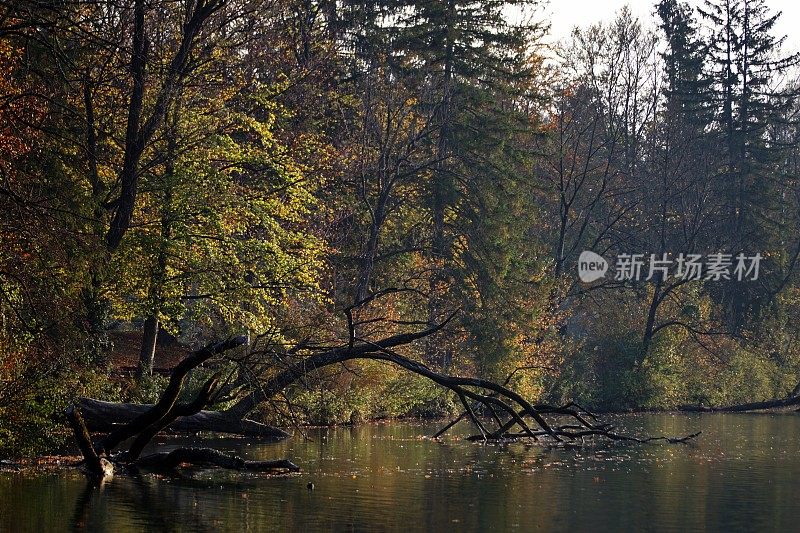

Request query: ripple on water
[{"left": 0, "top": 413, "right": 799, "bottom": 531}]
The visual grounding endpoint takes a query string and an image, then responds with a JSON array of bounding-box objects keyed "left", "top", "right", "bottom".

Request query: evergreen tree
[
  {"left": 657, "top": 0, "right": 713, "bottom": 125},
  {"left": 390, "top": 0, "right": 546, "bottom": 369},
  {"left": 699, "top": 0, "right": 800, "bottom": 331}
]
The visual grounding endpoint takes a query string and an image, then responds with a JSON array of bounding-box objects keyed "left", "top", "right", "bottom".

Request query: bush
[
  {"left": 278, "top": 361, "right": 458, "bottom": 425},
  {"left": 0, "top": 368, "right": 121, "bottom": 458}
]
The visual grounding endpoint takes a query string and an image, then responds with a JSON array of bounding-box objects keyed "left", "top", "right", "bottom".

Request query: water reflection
[{"left": 1, "top": 413, "right": 798, "bottom": 532}]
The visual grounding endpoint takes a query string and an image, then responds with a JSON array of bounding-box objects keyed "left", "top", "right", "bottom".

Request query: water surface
[{"left": 0, "top": 413, "right": 798, "bottom": 532}]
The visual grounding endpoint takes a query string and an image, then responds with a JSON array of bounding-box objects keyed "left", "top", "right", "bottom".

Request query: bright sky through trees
[{"left": 545, "top": 0, "right": 800, "bottom": 51}]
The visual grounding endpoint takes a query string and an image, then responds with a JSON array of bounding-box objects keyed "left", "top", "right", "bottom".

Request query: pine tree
[
  {"left": 390, "top": 0, "right": 546, "bottom": 369},
  {"left": 326, "top": 0, "right": 548, "bottom": 372},
  {"left": 699, "top": 0, "right": 800, "bottom": 331},
  {"left": 657, "top": 0, "right": 712, "bottom": 125}
]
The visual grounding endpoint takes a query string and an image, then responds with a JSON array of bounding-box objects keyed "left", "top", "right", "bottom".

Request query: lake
[{"left": 0, "top": 413, "right": 798, "bottom": 532}]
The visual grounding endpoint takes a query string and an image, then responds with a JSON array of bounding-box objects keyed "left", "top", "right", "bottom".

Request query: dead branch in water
[
  {"left": 68, "top": 306, "right": 701, "bottom": 481},
  {"left": 67, "top": 336, "right": 298, "bottom": 479},
  {"left": 678, "top": 392, "right": 800, "bottom": 413}
]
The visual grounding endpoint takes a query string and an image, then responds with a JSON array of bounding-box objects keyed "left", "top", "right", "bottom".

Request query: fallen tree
[
  {"left": 78, "top": 316, "right": 453, "bottom": 437},
  {"left": 678, "top": 391, "right": 800, "bottom": 413},
  {"left": 69, "top": 310, "right": 700, "bottom": 481},
  {"left": 68, "top": 336, "right": 300, "bottom": 481},
  {"left": 77, "top": 398, "right": 290, "bottom": 440}
]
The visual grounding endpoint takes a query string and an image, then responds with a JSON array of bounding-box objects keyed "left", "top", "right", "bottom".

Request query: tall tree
[
  {"left": 387, "top": 0, "right": 547, "bottom": 369},
  {"left": 700, "top": 0, "right": 800, "bottom": 331}
]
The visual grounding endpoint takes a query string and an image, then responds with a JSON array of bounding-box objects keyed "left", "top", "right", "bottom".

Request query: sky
[{"left": 543, "top": 0, "right": 800, "bottom": 52}]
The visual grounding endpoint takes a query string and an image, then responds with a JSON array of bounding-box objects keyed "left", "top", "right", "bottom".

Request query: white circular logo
[{"left": 578, "top": 251, "right": 608, "bottom": 282}]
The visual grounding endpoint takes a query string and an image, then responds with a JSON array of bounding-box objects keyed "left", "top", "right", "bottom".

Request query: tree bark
[
  {"left": 223, "top": 314, "right": 455, "bottom": 419},
  {"left": 106, "top": 0, "right": 225, "bottom": 250},
  {"left": 77, "top": 398, "right": 291, "bottom": 439},
  {"left": 679, "top": 394, "right": 800, "bottom": 413},
  {"left": 426, "top": 0, "right": 456, "bottom": 370},
  {"left": 137, "top": 104, "right": 177, "bottom": 381},
  {"left": 138, "top": 315, "right": 159, "bottom": 378},
  {"left": 66, "top": 405, "right": 114, "bottom": 481},
  {"left": 70, "top": 336, "right": 297, "bottom": 477},
  {"left": 72, "top": 319, "right": 698, "bottom": 476},
  {"left": 99, "top": 336, "right": 248, "bottom": 453},
  {"left": 354, "top": 196, "right": 386, "bottom": 303}
]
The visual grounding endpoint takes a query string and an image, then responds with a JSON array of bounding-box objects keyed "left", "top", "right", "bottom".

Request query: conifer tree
[{"left": 699, "top": 0, "right": 800, "bottom": 331}]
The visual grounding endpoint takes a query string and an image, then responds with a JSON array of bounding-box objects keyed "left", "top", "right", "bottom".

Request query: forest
[{"left": 2, "top": 0, "right": 800, "bottom": 462}]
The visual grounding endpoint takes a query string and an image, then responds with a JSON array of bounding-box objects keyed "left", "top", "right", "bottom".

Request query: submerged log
[
  {"left": 77, "top": 398, "right": 291, "bottom": 440},
  {"left": 99, "top": 336, "right": 250, "bottom": 454}
]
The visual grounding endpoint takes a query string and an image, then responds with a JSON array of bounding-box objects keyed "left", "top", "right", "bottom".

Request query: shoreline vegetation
[{"left": 2, "top": 0, "right": 800, "bottom": 461}]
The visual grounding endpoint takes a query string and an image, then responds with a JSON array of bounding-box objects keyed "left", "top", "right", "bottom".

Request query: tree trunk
[
  {"left": 641, "top": 281, "right": 661, "bottom": 361},
  {"left": 138, "top": 315, "right": 159, "bottom": 378},
  {"left": 74, "top": 323, "right": 698, "bottom": 468},
  {"left": 354, "top": 193, "right": 387, "bottom": 303},
  {"left": 66, "top": 405, "right": 114, "bottom": 481},
  {"left": 426, "top": 0, "right": 455, "bottom": 370},
  {"left": 136, "top": 103, "right": 177, "bottom": 382},
  {"left": 77, "top": 398, "right": 291, "bottom": 440},
  {"left": 679, "top": 394, "right": 800, "bottom": 412}
]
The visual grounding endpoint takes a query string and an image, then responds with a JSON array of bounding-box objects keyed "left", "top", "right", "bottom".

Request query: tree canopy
[{"left": 2, "top": 0, "right": 800, "bottom": 455}]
